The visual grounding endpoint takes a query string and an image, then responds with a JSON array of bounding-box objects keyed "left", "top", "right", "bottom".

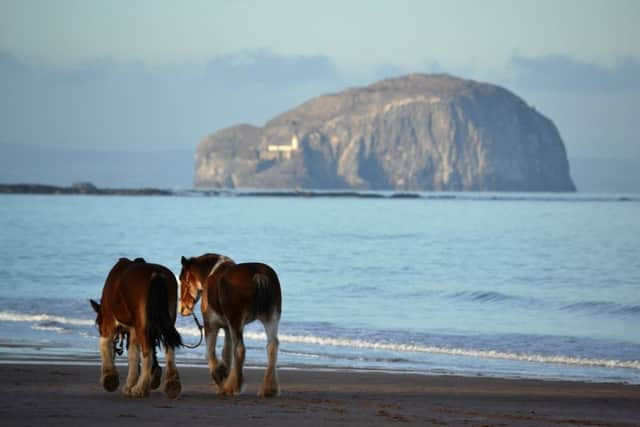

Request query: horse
[
  {"left": 178, "top": 253, "right": 282, "bottom": 397},
  {"left": 90, "top": 257, "right": 183, "bottom": 399}
]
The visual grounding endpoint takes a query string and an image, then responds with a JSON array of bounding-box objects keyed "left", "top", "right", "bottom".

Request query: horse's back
[
  {"left": 217, "top": 262, "right": 282, "bottom": 322},
  {"left": 224, "top": 263, "right": 279, "bottom": 284},
  {"left": 101, "top": 259, "right": 178, "bottom": 326}
]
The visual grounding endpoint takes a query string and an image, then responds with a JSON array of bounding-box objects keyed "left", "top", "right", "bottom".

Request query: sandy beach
[{"left": 1, "top": 363, "right": 638, "bottom": 426}]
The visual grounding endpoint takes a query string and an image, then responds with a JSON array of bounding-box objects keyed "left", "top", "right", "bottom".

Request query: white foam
[
  {"left": 235, "top": 330, "right": 640, "bottom": 371},
  {"left": 0, "top": 310, "right": 94, "bottom": 327},
  {"left": 6, "top": 312, "right": 639, "bottom": 372},
  {"left": 31, "top": 325, "right": 70, "bottom": 334}
]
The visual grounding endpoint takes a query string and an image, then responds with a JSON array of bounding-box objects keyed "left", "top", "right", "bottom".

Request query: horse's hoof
[
  {"left": 258, "top": 387, "right": 280, "bottom": 398},
  {"left": 130, "top": 385, "right": 149, "bottom": 398},
  {"left": 211, "top": 365, "right": 228, "bottom": 386},
  {"left": 101, "top": 373, "right": 119, "bottom": 392},
  {"left": 219, "top": 389, "right": 234, "bottom": 397},
  {"left": 217, "top": 386, "right": 236, "bottom": 397},
  {"left": 151, "top": 366, "right": 162, "bottom": 390},
  {"left": 164, "top": 379, "right": 181, "bottom": 400}
]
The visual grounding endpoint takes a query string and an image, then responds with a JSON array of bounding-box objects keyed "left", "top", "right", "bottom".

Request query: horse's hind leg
[
  {"left": 130, "top": 328, "right": 152, "bottom": 398},
  {"left": 99, "top": 330, "right": 119, "bottom": 392},
  {"left": 123, "top": 330, "right": 140, "bottom": 396},
  {"left": 258, "top": 313, "right": 281, "bottom": 398},
  {"left": 221, "top": 326, "right": 232, "bottom": 379},
  {"left": 220, "top": 323, "right": 245, "bottom": 396},
  {"left": 163, "top": 345, "right": 181, "bottom": 399},
  {"left": 150, "top": 348, "right": 162, "bottom": 390}
]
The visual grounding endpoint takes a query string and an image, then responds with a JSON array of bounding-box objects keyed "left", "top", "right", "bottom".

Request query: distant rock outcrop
[
  {"left": 0, "top": 183, "right": 172, "bottom": 196},
  {"left": 195, "top": 74, "right": 576, "bottom": 191}
]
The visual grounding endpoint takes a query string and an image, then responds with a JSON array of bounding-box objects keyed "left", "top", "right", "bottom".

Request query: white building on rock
[{"left": 265, "top": 135, "right": 299, "bottom": 160}]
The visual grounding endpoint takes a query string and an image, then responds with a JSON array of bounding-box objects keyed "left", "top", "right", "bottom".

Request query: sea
[{"left": 1, "top": 192, "right": 639, "bottom": 384}]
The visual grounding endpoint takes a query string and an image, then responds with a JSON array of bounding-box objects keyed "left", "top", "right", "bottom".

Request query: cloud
[
  {"left": 0, "top": 51, "right": 118, "bottom": 86},
  {"left": 0, "top": 49, "right": 349, "bottom": 153},
  {"left": 510, "top": 55, "right": 640, "bottom": 92},
  {"left": 205, "top": 49, "right": 339, "bottom": 84}
]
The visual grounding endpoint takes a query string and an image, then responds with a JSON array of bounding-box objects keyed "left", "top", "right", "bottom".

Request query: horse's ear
[
  {"left": 181, "top": 256, "right": 188, "bottom": 266},
  {"left": 89, "top": 299, "right": 100, "bottom": 313}
]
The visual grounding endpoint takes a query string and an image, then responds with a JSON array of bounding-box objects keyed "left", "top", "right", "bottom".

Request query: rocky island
[{"left": 195, "top": 74, "right": 576, "bottom": 192}]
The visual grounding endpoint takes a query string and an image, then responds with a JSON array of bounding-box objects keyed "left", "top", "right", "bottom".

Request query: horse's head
[
  {"left": 90, "top": 299, "right": 103, "bottom": 333},
  {"left": 178, "top": 256, "right": 202, "bottom": 316}
]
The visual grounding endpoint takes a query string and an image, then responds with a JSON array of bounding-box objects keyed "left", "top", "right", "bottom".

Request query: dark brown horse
[
  {"left": 90, "top": 257, "right": 182, "bottom": 399},
  {"left": 179, "top": 253, "right": 282, "bottom": 397}
]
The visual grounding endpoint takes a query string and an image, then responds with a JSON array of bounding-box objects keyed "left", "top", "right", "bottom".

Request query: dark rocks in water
[
  {"left": 0, "top": 183, "right": 172, "bottom": 196},
  {"left": 195, "top": 74, "right": 576, "bottom": 192},
  {"left": 71, "top": 182, "right": 98, "bottom": 193}
]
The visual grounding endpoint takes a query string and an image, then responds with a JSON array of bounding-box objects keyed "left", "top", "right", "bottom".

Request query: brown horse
[
  {"left": 90, "top": 257, "right": 182, "bottom": 399},
  {"left": 179, "top": 253, "right": 282, "bottom": 397}
]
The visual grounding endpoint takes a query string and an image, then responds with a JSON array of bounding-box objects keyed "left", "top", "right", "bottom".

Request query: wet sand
[{"left": 1, "top": 363, "right": 638, "bottom": 426}]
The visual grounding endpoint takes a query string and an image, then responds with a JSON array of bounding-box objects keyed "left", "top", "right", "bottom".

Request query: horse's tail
[
  {"left": 147, "top": 272, "right": 183, "bottom": 350},
  {"left": 253, "top": 269, "right": 282, "bottom": 319}
]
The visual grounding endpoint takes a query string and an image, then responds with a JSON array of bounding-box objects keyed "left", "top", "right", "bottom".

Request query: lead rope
[{"left": 183, "top": 312, "right": 204, "bottom": 349}]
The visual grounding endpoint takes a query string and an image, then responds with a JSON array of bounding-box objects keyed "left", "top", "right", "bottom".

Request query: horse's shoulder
[
  {"left": 205, "top": 267, "right": 224, "bottom": 289},
  {"left": 103, "top": 259, "right": 133, "bottom": 291}
]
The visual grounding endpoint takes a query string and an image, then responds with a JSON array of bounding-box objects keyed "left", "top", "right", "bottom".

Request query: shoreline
[
  {"left": 2, "top": 356, "right": 639, "bottom": 387},
  {"left": 2, "top": 183, "right": 638, "bottom": 201},
  {"left": 2, "top": 345, "right": 639, "bottom": 387},
  {"left": 1, "top": 363, "right": 639, "bottom": 426}
]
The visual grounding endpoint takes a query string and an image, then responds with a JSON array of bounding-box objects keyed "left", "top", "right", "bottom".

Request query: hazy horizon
[{"left": 1, "top": 140, "right": 638, "bottom": 194}]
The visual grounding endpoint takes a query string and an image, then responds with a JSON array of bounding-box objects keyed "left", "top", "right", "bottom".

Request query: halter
[
  {"left": 181, "top": 256, "right": 231, "bottom": 350},
  {"left": 182, "top": 312, "right": 204, "bottom": 349}
]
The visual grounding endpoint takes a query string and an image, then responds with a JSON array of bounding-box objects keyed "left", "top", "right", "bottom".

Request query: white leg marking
[
  {"left": 163, "top": 345, "right": 181, "bottom": 399},
  {"left": 259, "top": 313, "right": 281, "bottom": 397},
  {"left": 99, "top": 336, "right": 115, "bottom": 371},
  {"left": 123, "top": 330, "right": 139, "bottom": 395},
  {"left": 222, "top": 326, "right": 245, "bottom": 396},
  {"left": 131, "top": 351, "right": 152, "bottom": 398},
  {"left": 99, "top": 334, "right": 119, "bottom": 392}
]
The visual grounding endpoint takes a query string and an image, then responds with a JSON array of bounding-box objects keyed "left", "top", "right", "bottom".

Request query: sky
[
  {"left": 2, "top": 0, "right": 638, "bottom": 69},
  {"left": 1, "top": 0, "right": 639, "bottom": 188}
]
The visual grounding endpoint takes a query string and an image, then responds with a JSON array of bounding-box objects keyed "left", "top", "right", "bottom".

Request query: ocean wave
[
  {"left": 32, "top": 324, "right": 71, "bottom": 334},
  {"left": 0, "top": 310, "right": 94, "bottom": 327},
  {"left": 444, "top": 292, "right": 640, "bottom": 319},
  {"left": 279, "top": 348, "right": 411, "bottom": 364},
  {"left": 561, "top": 301, "right": 640, "bottom": 317},
  {"left": 177, "top": 326, "right": 640, "bottom": 371},
  {"left": 337, "top": 232, "right": 421, "bottom": 241},
  {"left": 449, "top": 290, "right": 518, "bottom": 303},
  {"left": 446, "top": 290, "right": 542, "bottom": 307}
]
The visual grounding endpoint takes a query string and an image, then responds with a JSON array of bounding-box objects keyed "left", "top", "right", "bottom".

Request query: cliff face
[{"left": 195, "top": 74, "right": 576, "bottom": 191}]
